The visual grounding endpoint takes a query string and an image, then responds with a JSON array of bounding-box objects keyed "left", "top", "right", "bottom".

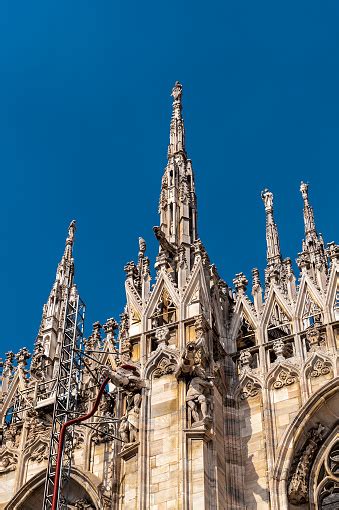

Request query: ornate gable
[{"left": 262, "top": 288, "right": 293, "bottom": 341}]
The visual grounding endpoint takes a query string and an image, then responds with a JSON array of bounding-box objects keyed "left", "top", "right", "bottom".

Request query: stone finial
[
  {"left": 252, "top": 268, "right": 261, "bottom": 288},
  {"left": 138, "top": 237, "right": 146, "bottom": 257},
  {"left": 124, "top": 261, "right": 137, "bottom": 279},
  {"left": 103, "top": 318, "right": 119, "bottom": 336},
  {"left": 327, "top": 242, "right": 339, "bottom": 263},
  {"left": 233, "top": 273, "right": 248, "bottom": 295},
  {"left": 283, "top": 258, "right": 294, "bottom": 277},
  {"left": 15, "top": 347, "right": 31, "bottom": 367},
  {"left": 2, "top": 351, "right": 15, "bottom": 378},
  {"left": 119, "top": 312, "right": 129, "bottom": 339},
  {"left": 91, "top": 322, "right": 102, "bottom": 343}
]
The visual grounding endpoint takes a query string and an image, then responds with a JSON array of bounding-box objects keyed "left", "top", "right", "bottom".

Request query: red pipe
[{"left": 51, "top": 376, "right": 110, "bottom": 510}]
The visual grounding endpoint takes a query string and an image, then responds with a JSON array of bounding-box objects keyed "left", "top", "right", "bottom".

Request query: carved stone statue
[
  {"left": 171, "top": 81, "right": 182, "bottom": 101},
  {"left": 272, "top": 339, "right": 286, "bottom": 361},
  {"left": 186, "top": 366, "right": 213, "bottom": 427},
  {"left": 119, "top": 393, "right": 142, "bottom": 446},
  {"left": 239, "top": 350, "right": 253, "bottom": 372},
  {"left": 261, "top": 188, "right": 273, "bottom": 211},
  {"left": 3, "top": 423, "right": 20, "bottom": 449},
  {"left": 30, "top": 341, "right": 46, "bottom": 380}
]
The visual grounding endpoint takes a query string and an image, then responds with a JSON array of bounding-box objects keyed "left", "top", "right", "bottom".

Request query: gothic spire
[
  {"left": 261, "top": 188, "right": 281, "bottom": 266},
  {"left": 297, "top": 182, "right": 327, "bottom": 284},
  {"left": 156, "top": 82, "right": 198, "bottom": 270},
  {"left": 32, "top": 220, "right": 77, "bottom": 380},
  {"left": 300, "top": 182, "right": 320, "bottom": 245}
]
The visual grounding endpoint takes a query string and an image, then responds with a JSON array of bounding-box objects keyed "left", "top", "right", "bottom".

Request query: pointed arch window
[
  {"left": 315, "top": 439, "right": 339, "bottom": 509},
  {"left": 334, "top": 287, "right": 339, "bottom": 321},
  {"left": 236, "top": 315, "right": 256, "bottom": 350},
  {"left": 267, "top": 301, "right": 292, "bottom": 341},
  {"left": 302, "top": 291, "right": 322, "bottom": 328},
  {"left": 151, "top": 289, "right": 177, "bottom": 328}
]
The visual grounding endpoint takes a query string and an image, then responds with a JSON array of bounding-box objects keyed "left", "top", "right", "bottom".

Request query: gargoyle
[{"left": 153, "top": 226, "right": 177, "bottom": 255}]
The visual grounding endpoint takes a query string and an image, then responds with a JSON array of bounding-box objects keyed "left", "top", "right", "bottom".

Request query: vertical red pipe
[{"left": 51, "top": 377, "right": 109, "bottom": 510}]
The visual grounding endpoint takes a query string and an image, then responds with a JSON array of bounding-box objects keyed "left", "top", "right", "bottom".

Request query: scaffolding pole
[{"left": 43, "top": 291, "right": 85, "bottom": 510}]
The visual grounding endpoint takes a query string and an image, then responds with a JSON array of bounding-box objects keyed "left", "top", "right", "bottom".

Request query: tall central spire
[{"left": 156, "top": 82, "right": 198, "bottom": 269}]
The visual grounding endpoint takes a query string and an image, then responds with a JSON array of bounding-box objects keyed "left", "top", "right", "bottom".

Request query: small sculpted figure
[{"left": 186, "top": 366, "right": 213, "bottom": 426}]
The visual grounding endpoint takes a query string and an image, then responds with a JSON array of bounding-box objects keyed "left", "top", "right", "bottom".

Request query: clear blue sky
[{"left": 1, "top": 1, "right": 338, "bottom": 355}]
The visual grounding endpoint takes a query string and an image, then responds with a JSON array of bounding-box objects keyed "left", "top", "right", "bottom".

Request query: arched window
[
  {"left": 334, "top": 287, "right": 339, "bottom": 321},
  {"left": 314, "top": 437, "right": 339, "bottom": 509},
  {"left": 151, "top": 289, "right": 176, "bottom": 329},
  {"left": 302, "top": 291, "right": 322, "bottom": 328},
  {"left": 236, "top": 315, "right": 255, "bottom": 350},
  {"left": 267, "top": 301, "right": 292, "bottom": 341}
]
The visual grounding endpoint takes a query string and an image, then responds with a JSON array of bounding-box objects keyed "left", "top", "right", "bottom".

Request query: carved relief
[
  {"left": 272, "top": 367, "right": 297, "bottom": 389},
  {"left": 239, "top": 376, "right": 261, "bottom": 400},
  {"left": 0, "top": 448, "right": 18, "bottom": 473},
  {"left": 29, "top": 441, "right": 49, "bottom": 463},
  {"left": 306, "top": 355, "right": 332, "bottom": 378},
  {"left": 153, "top": 354, "right": 177, "bottom": 378},
  {"left": 288, "top": 423, "right": 327, "bottom": 505},
  {"left": 3, "top": 423, "right": 21, "bottom": 449}
]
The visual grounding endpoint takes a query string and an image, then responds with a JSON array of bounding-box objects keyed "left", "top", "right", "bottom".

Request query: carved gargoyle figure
[
  {"left": 101, "top": 364, "right": 143, "bottom": 393},
  {"left": 175, "top": 342, "right": 197, "bottom": 378},
  {"left": 119, "top": 393, "right": 142, "bottom": 446},
  {"left": 153, "top": 226, "right": 177, "bottom": 255}
]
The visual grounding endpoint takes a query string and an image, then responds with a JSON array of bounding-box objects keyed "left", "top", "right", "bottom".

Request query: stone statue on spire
[
  {"left": 261, "top": 188, "right": 273, "bottom": 211},
  {"left": 171, "top": 81, "right": 182, "bottom": 102}
]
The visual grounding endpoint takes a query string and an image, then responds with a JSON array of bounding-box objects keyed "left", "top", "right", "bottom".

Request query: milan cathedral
[{"left": 0, "top": 82, "right": 339, "bottom": 509}]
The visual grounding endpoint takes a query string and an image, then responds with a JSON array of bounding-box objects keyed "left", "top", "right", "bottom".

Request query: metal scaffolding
[{"left": 43, "top": 290, "right": 86, "bottom": 510}]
